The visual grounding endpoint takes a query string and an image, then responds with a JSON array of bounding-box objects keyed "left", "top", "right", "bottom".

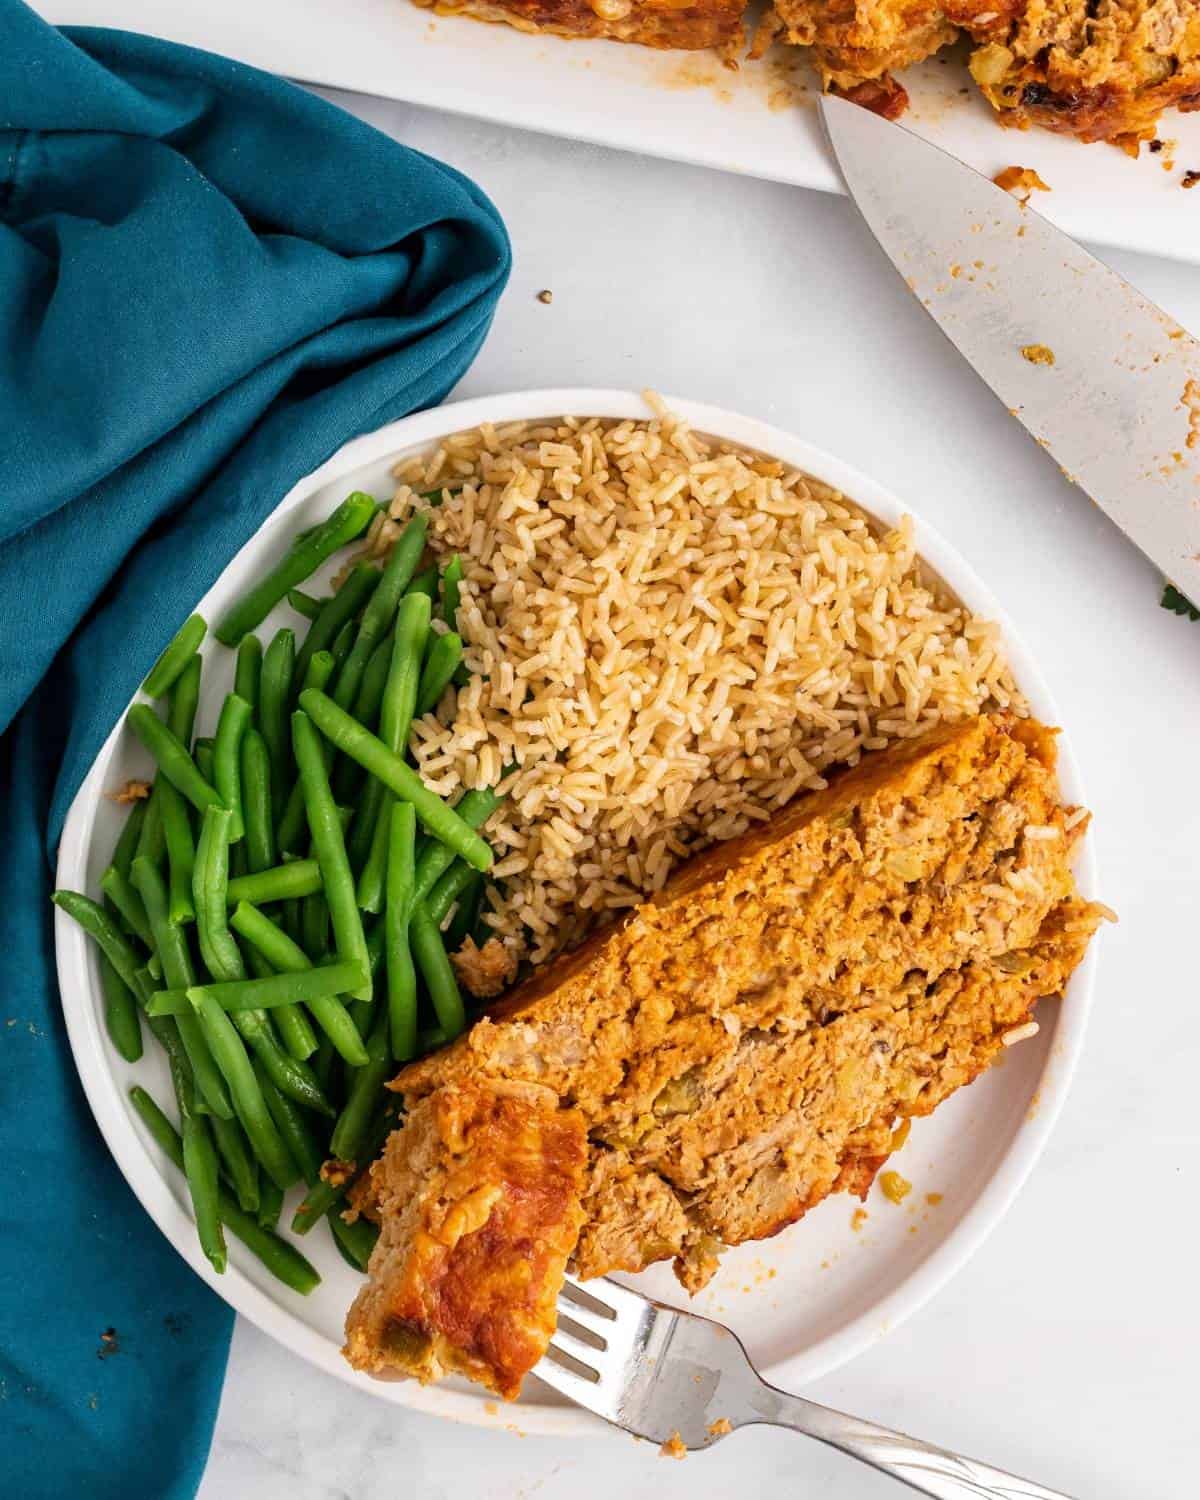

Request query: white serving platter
[
  {"left": 37, "top": 0, "right": 1200, "bottom": 264},
  {"left": 54, "top": 388, "right": 1100, "bottom": 1436}
]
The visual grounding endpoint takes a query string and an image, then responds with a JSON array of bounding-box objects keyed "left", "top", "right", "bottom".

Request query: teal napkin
[{"left": 0, "top": 6, "right": 510, "bottom": 1495}]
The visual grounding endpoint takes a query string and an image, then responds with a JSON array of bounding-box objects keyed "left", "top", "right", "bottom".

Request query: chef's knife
[{"left": 819, "top": 94, "right": 1200, "bottom": 598}]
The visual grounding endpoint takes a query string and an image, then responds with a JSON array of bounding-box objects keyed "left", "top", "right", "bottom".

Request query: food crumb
[
  {"left": 993, "top": 166, "right": 1050, "bottom": 202},
  {"left": 925, "top": 1192, "right": 944, "bottom": 1207},
  {"left": 851, "top": 1207, "right": 869, "bottom": 1232},
  {"left": 1001, "top": 1020, "right": 1040, "bottom": 1046},
  {"left": 1182, "top": 170, "right": 1200, "bottom": 190},
  {"left": 537, "top": 289, "right": 554, "bottom": 304},
  {"left": 484, "top": 1400, "right": 499, "bottom": 1415},
  {"left": 707, "top": 1417, "right": 733, "bottom": 1437},
  {"left": 660, "top": 1431, "right": 687, "bottom": 1460},
  {"left": 1021, "top": 344, "right": 1055, "bottom": 367},
  {"left": 880, "top": 1170, "right": 912, "bottom": 1205},
  {"left": 97, "top": 1327, "right": 120, "bottom": 1359},
  {"left": 1183, "top": 379, "right": 1200, "bottom": 449},
  {"left": 320, "top": 1158, "right": 354, "bottom": 1187},
  {"left": 106, "top": 780, "right": 151, "bottom": 804}
]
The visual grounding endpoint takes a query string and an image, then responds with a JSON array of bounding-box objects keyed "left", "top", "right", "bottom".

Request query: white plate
[
  {"left": 38, "top": 0, "right": 1200, "bottom": 264},
  {"left": 55, "top": 388, "right": 1099, "bottom": 1435}
]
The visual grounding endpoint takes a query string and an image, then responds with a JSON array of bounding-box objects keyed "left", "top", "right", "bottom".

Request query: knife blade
[{"left": 819, "top": 93, "right": 1200, "bottom": 597}]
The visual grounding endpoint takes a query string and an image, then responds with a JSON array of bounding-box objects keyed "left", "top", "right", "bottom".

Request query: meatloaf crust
[
  {"left": 343, "top": 1079, "right": 587, "bottom": 1398},
  {"left": 392, "top": 714, "right": 1106, "bottom": 1295}
]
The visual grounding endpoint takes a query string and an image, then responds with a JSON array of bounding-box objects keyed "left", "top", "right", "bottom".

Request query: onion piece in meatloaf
[{"left": 348, "top": 713, "right": 1106, "bottom": 1394}]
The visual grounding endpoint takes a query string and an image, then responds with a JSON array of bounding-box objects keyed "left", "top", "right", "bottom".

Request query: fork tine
[
  {"left": 552, "top": 1308, "right": 608, "bottom": 1356},
  {"left": 564, "top": 1273, "right": 653, "bottom": 1320}
]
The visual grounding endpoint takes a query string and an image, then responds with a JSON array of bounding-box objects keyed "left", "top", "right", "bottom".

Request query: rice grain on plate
[{"left": 357, "top": 395, "right": 1020, "bottom": 967}]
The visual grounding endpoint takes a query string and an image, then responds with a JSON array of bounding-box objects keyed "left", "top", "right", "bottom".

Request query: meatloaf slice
[
  {"left": 391, "top": 714, "right": 1105, "bottom": 1297},
  {"left": 408, "top": 0, "right": 745, "bottom": 53},
  {"left": 343, "top": 1079, "right": 587, "bottom": 1399}
]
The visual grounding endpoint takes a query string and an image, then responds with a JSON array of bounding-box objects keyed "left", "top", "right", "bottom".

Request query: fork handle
[{"left": 751, "top": 1384, "right": 1076, "bottom": 1499}]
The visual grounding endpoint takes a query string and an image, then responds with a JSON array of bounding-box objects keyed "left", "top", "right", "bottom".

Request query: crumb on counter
[
  {"left": 1183, "top": 170, "right": 1200, "bottom": 190},
  {"left": 661, "top": 1431, "right": 688, "bottom": 1460},
  {"left": 879, "top": 1170, "right": 912, "bottom": 1205},
  {"left": 993, "top": 166, "right": 1051, "bottom": 202},
  {"left": 707, "top": 1417, "right": 733, "bottom": 1437},
  {"left": 1184, "top": 379, "right": 1200, "bottom": 449},
  {"left": 537, "top": 289, "right": 553, "bottom": 304},
  {"left": 106, "top": 779, "right": 151, "bottom": 804},
  {"left": 1021, "top": 344, "right": 1056, "bottom": 367},
  {"left": 925, "top": 1192, "right": 944, "bottom": 1206},
  {"left": 851, "top": 1207, "right": 869, "bottom": 1232}
]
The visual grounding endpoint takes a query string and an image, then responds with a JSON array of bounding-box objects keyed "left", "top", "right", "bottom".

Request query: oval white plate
[{"left": 55, "top": 389, "right": 1099, "bottom": 1435}]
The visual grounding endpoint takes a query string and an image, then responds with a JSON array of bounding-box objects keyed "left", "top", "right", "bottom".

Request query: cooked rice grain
[{"left": 360, "top": 396, "right": 1022, "bottom": 966}]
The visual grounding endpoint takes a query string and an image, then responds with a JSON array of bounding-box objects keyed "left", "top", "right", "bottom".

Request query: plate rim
[{"left": 54, "top": 386, "right": 1099, "bottom": 1436}]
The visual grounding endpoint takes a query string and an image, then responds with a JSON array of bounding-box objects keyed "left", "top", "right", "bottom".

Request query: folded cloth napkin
[{"left": 0, "top": 6, "right": 509, "bottom": 1495}]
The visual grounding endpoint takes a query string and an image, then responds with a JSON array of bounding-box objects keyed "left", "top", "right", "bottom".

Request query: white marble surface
[{"left": 198, "top": 89, "right": 1200, "bottom": 1500}]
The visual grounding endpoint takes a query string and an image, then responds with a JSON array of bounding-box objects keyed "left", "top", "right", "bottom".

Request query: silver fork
[{"left": 536, "top": 1277, "right": 1076, "bottom": 1498}]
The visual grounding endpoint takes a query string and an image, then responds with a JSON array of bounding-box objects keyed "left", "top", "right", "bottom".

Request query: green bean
[
  {"left": 405, "top": 565, "right": 438, "bottom": 600},
  {"left": 243, "top": 942, "right": 317, "bottom": 1061},
  {"left": 211, "top": 1113, "right": 260, "bottom": 1214},
  {"left": 111, "top": 798, "right": 148, "bottom": 880},
  {"left": 256, "top": 1176, "right": 284, "bottom": 1231},
  {"left": 98, "top": 952, "right": 143, "bottom": 1062},
  {"left": 134, "top": 782, "right": 166, "bottom": 868},
  {"left": 193, "top": 740, "right": 215, "bottom": 785},
  {"left": 238, "top": 1011, "right": 332, "bottom": 1116},
  {"left": 99, "top": 865, "right": 153, "bottom": 948},
  {"left": 413, "top": 785, "right": 504, "bottom": 908},
  {"left": 143, "top": 614, "right": 207, "bottom": 698},
  {"left": 52, "top": 889, "right": 144, "bottom": 993},
  {"left": 276, "top": 781, "right": 308, "bottom": 857},
  {"left": 312, "top": 1034, "right": 336, "bottom": 1092},
  {"left": 230, "top": 904, "right": 368, "bottom": 1065},
  {"left": 329, "top": 1014, "right": 392, "bottom": 1163},
  {"left": 291, "top": 1103, "right": 396, "bottom": 1233},
  {"left": 330, "top": 628, "right": 395, "bottom": 804},
  {"left": 215, "top": 493, "right": 377, "bottom": 645},
  {"left": 424, "top": 857, "right": 483, "bottom": 928},
  {"left": 298, "top": 690, "right": 493, "bottom": 873},
  {"left": 213, "top": 694, "right": 251, "bottom": 842},
  {"left": 287, "top": 588, "right": 322, "bottom": 621},
  {"left": 157, "top": 778, "right": 196, "bottom": 924},
  {"left": 302, "top": 649, "right": 336, "bottom": 697},
  {"left": 410, "top": 902, "right": 465, "bottom": 1038},
  {"left": 293, "top": 563, "right": 381, "bottom": 694},
  {"left": 186, "top": 989, "right": 298, "bottom": 1191},
  {"left": 235, "top": 634, "right": 263, "bottom": 718},
  {"left": 445, "top": 870, "right": 484, "bottom": 951},
  {"left": 415, "top": 632, "right": 463, "bottom": 717},
  {"left": 129, "top": 1087, "right": 319, "bottom": 1293},
  {"left": 255, "top": 1061, "right": 323, "bottom": 1185},
  {"left": 354, "top": 593, "right": 431, "bottom": 907},
  {"left": 332, "top": 515, "right": 428, "bottom": 718},
  {"left": 183, "top": 1111, "right": 226, "bottom": 1274},
  {"left": 128, "top": 705, "right": 224, "bottom": 818},
  {"left": 146, "top": 961, "right": 368, "bottom": 1016},
  {"left": 385, "top": 802, "right": 419, "bottom": 1061},
  {"left": 240, "top": 729, "right": 276, "bottom": 874},
  {"left": 129, "top": 857, "right": 235, "bottom": 1121},
  {"left": 329, "top": 1212, "right": 378, "bottom": 1271},
  {"left": 440, "top": 554, "right": 464, "bottom": 626},
  {"left": 168, "top": 654, "right": 202, "bottom": 747},
  {"left": 194, "top": 807, "right": 244, "bottom": 982},
  {"left": 419, "top": 1023, "right": 449, "bottom": 1053},
  {"left": 226, "top": 859, "right": 321, "bottom": 906},
  {"left": 292, "top": 712, "right": 371, "bottom": 1002},
  {"left": 260, "top": 628, "right": 295, "bottom": 821}
]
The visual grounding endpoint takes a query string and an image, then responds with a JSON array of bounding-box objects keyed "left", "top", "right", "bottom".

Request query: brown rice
[{"left": 355, "top": 394, "right": 1022, "bottom": 967}]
